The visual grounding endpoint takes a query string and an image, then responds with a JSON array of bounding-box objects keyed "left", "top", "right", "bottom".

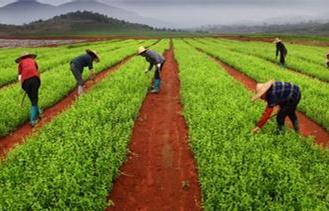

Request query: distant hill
[
  {"left": 196, "top": 21, "right": 329, "bottom": 36},
  {"left": 0, "top": 0, "right": 169, "bottom": 27},
  {"left": 0, "top": 11, "right": 165, "bottom": 36}
]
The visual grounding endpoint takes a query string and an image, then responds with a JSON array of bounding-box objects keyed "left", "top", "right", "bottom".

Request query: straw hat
[
  {"left": 138, "top": 46, "right": 147, "bottom": 55},
  {"left": 273, "top": 37, "right": 282, "bottom": 44},
  {"left": 252, "top": 80, "right": 275, "bottom": 101},
  {"left": 15, "top": 52, "right": 37, "bottom": 63},
  {"left": 86, "top": 49, "right": 100, "bottom": 63}
]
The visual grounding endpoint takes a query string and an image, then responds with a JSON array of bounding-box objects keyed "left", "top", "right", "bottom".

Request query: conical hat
[
  {"left": 273, "top": 37, "right": 282, "bottom": 43},
  {"left": 137, "top": 46, "right": 147, "bottom": 54},
  {"left": 252, "top": 80, "right": 275, "bottom": 101},
  {"left": 86, "top": 49, "right": 100, "bottom": 63},
  {"left": 15, "top": 52, "right": 37, "bottom": 63}
]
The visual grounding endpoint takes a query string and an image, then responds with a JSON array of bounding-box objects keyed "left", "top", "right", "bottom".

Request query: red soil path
[
  {"left": 210, "top": 57, "right": 329, "bottom": 146},
  {"left": 107, "top": 47, "right": 202, "bottom": 210},
  {"left": 0, "top": 56, "right": 132, "bottom": 157}
]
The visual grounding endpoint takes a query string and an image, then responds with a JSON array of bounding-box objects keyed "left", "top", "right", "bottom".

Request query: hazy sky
[{"left": 0, "top": 0, "right": 328, "bottom": 27}]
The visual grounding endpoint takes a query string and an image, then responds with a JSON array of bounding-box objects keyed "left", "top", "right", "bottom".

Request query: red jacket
[{"left": 18, "top": 58, "right": 40, "bottom": 83}]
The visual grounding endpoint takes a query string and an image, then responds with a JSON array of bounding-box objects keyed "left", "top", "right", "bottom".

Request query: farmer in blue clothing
[
  {"left": 274, "top": 38, "right": 288, "bottom": 68},
  {"left": 138, "top": 46, "right": 165, "bottom": 94},
  {"left": 70, "top": 49, "right": 100, "bottom": 95},
  {"left": 252, "top": 80, "right": 301, "bottom": 134}
]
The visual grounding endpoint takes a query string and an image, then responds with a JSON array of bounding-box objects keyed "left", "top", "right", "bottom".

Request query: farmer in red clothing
[
  {"left": 251, "top": 80, "right": 301, "bottom": 134},
  {"left": 16, "top": 52, "right": 41, "bottom": 126}
]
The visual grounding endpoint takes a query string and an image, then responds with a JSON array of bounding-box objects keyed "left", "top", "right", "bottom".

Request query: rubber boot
[
  {"left": 78, "top": 85, "right": 84, "bottom": 96},
  {"left": 30, "top": 106, "right": 38, "bottom": 127},
  {"left": 280, "top": 63, "right": 285, "bottom": 69},
  {"left": 151, "top": 79, "right": 160, "bottom": 94},
  {"left": 293, "top": 120, "right": 299, "bottom": 132}
]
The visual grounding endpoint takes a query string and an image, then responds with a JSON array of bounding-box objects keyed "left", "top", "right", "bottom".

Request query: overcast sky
[{"left": 0, "top": 0, "right": 328, "bottom": 27}]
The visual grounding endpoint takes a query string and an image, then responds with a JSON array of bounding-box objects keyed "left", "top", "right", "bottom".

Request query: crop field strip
[
  {"left": 0, "top": 40, "right": 169, "bottom": 210},
  {"left": 107, "top": 41, "right": 202, "bottom": 210},
  {"left": 174, "top": 40, "right": 329, "bottom": 210},
  {"left": 207, "top": 38, "right": 329, "bottom": 83},
  {"left": 194, "top": 44, "right": 329, "bottom": 146},
  {"left": 0, "top": 39, "right": 158, "bottom": 138},
  {"left": 0, "top": 39, "right": 142, "bottom": 88},
  {"left": 187, "top": 39, "right": 329, "bottom": 133},
  {"left": 0, "top": 53, "right": 132, "bottom": 157}
]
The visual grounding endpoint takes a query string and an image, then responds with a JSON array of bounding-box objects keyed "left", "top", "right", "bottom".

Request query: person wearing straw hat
[
  {"left": 326, "top": 52, "right": 329, "bottom": 68},
  {"left": 138, "top": 46, "right": 165, "bottom": 94},
  {"left": 251, "top": 80, "right": 301, "bottom": 134},
  {"left": 274, "top": 38, "right": 288, "bottom": 68},
  {"left": 16, "top": 52, "right": 42, "bottom": 127},
  {"left": 70, "top": 49, "right": 100, "bottom": 96}
]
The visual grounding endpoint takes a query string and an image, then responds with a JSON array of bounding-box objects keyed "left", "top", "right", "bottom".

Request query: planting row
[
  {"left": 188, "top": 39, "right": 329, "bottom": 132},
  {"left": 174, "top": 40, "right": 329, "bottom": 210},
  {"left": 0, "top": 40, "right": 169, "bottom": 210},
  {"left": 0, "top": 40, "right": 140, "bottom": 87},
  {"left": 0, "top": 39, "right": 157, "bottom": 137},
  {"left": 207, "top": 38, "right": 329, "bottom": 82}
]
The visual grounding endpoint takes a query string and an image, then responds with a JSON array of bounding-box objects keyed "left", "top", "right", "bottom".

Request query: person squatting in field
[
  {"left": 274, "top": 38, "right": 288, "bottom": 68},
  {"left": 252, "top": 80, "right": 301, "bottom": 134},
  {"left": 326, "top": 52, "right": 329, "bottom": 68},
  {"left": 70, "top": 49, "right": 100, "bottom": 96},
  {"left": 16, "top": 52, "right": 42, "bottom": 127},
  {"left": 138, "top": 46, "right": 165, "bottom": 94}
]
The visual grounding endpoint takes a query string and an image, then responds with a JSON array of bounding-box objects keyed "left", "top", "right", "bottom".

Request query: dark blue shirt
[
  {"left": 71, "top": 54, "right": 93, "bottom": 72},
  {"left": 144, "top": 50, "right": 165, "bottom": 71},
  {"left": 266, "top": 82, "right": 301, "bottom": 107}
]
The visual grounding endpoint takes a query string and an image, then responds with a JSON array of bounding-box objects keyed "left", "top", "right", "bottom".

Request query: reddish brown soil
[
  {"left": 0, "top": 56, "right": 132, "bottom": 157},
  {"left": 216, "top": 59, "right": 329, "bottom": 146},
  {"left": 107, "top": 47, "right": 202, "bottom": 210}
]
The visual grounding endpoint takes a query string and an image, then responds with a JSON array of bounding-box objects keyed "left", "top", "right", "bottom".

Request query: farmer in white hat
[
  {"left": 138, "top": 46, "right": 165, "bottom": 94},
  {"left": 326, "top": 52, "right": 329, "bottom": 68},
  {"left": 16, "top": 52, "right": 42, "bottom": 126},
  {"left": 274, "top": 38, "right": 288, "bottom": 68},
  {"left": 70, "top": 49, "right": 100, "bottom": 95},
  {"left": 251, "top": 80, "right": 301, "bottom": 134}
]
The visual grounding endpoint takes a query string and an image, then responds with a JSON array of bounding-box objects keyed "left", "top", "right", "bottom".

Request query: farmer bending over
[
  {"left": 252, "top": 80, "right": 301, "bottom": 134},
  {"left": 138, "top": 46, "right": 165, "bottom": 94},
  {"left": 70, "top": 49, "right": 100, "bottom": 96},
  {"left": 326, "top": 52, "right": 329, "bottom": 68},
  {"left": 274, "top": 38, "right": 288, "bottom": 68},
  {"left": 16, "top": 52, "right": 42, "bottom": 127}
]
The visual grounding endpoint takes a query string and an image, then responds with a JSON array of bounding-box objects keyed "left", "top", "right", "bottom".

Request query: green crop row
[
  {"left": 174, "top": 40, "right": 329, "bottom": 210},
  {"left": 0, "top": 40, "right": 169, "bottom": 210},
  {"left": 0, "top": 40, "right": 141, "bottom": 87},
  {"left": 0, "top": 40, "right": 157, "bottom": 137},
  {"left": 187, "top": 39, "right": 329, "bottom": 132},
  {"left": 207, "top": 38, "right": 329, "bottom": 82}
]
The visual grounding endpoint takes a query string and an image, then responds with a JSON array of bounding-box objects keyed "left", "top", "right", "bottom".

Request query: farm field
[{"left": 0, "top": 37, "right": 329, "bottom": 210}]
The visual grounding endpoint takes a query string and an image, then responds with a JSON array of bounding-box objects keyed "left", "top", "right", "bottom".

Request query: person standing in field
[
  {"left": 138, "top": 46, "right": 165, "bottom": 94},
  {"left": 326, "top": 52, "right": 329, "bottom": 68},
  {"left": 251, "top": 80, "right": 301, "bottom": 134},
  {"left": 16, "top": 52, "right": 42, "bottom": 127},
  {"left": 274, "top": 38, "right": 288, "bottom": 68},
  {"left": 70, "top": 49, "right": 100, "bottom": 96}
]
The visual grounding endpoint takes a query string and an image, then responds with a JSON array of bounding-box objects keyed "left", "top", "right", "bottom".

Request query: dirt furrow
[{"left": 107, "top": 45, "right": 201, "bottom": 210}]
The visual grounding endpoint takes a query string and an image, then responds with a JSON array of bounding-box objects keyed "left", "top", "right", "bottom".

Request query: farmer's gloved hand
[
  {"left": 144, "top": 69, "right": 149, "bottom": 73},
  {"left": 251, "top": 126, "right": 261, "bottom": 134}
]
